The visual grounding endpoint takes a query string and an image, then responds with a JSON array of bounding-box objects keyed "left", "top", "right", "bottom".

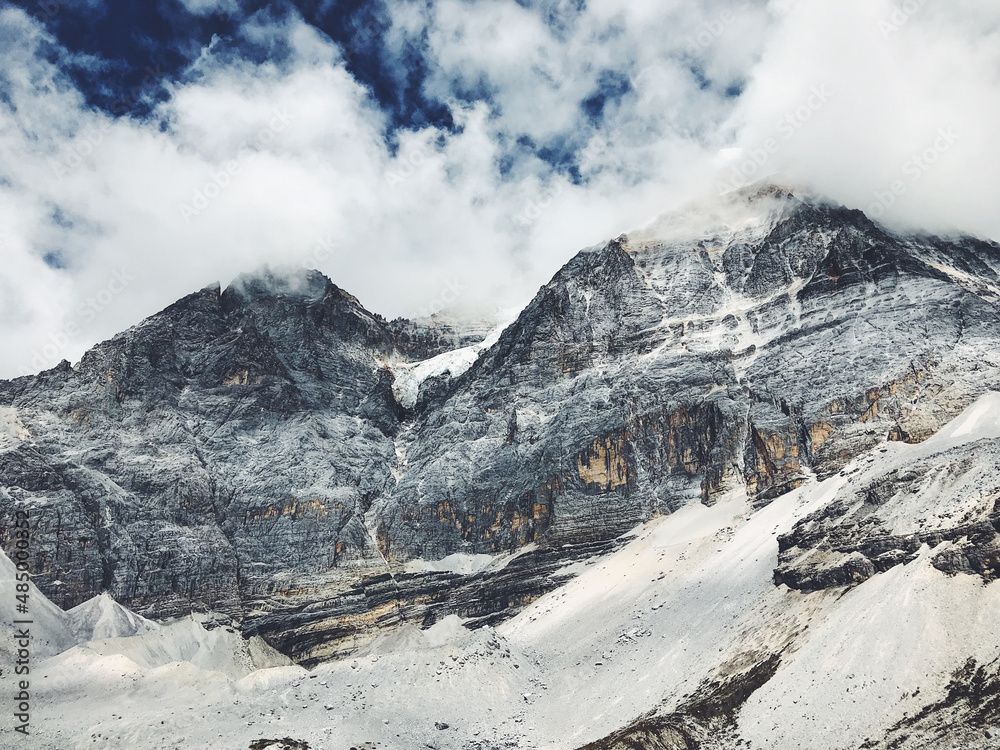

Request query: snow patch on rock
[
  {"left": 629, "top": 183, "right": 797, "bottom": 247},
  {"left": 390, "top": 322, "right": 511, "bottom": 409},
  {"left": 929, "top": 391, "right": 1000, "bottom": 442},
  {"left": 0, "top": 405, "right": 29, "bottom": 444},
  {"left": 404, "top": 552, "right": 498, "bottom": 576}
]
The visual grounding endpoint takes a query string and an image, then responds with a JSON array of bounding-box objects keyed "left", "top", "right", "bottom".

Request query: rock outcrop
[{"left": 775, "top": 432, "right": 1000, "bottom": 592}]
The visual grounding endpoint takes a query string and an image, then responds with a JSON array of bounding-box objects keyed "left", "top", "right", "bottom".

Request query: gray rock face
[
  {"left": 774, "top": 435, "right": 1000, "bottom": 592},
  {"left": 244, "top": 536, "right": 623, "bottom": 666},
  {"left": 0, "top": 269, "right": 402, "bottom": 618},
  {"left": 2, "top": 185, "right": 1000, "bottom": 662},
  {"left": 375, "top": 186, "right": 1000, "bottom": 562}
]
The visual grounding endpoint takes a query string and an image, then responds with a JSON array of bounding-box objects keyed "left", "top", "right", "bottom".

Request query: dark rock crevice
[{"left": 576, "top": 653, "right": 783, "bottom": 750}]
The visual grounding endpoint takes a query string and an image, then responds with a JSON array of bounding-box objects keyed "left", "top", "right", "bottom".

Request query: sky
[{"left": 0, "top": 0, "right": 998, "bottom": 378}]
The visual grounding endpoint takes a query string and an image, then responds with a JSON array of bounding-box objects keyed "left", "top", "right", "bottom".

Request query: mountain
[
  {"left": 2, "top": 184, "right": 1000, "bottom": 748},
  {"left": 13, "top": 398, "right": 1000, "bottom": 750}
]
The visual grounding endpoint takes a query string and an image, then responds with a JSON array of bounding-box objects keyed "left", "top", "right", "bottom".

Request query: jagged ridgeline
[{"left": 2, "top": 185, "right": 1000, "bottom": 664}]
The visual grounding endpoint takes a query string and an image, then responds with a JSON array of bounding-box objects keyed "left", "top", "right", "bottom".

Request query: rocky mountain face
[
  {"left": 3, "top": 185, "right": 1000, "bottom": 677},
  {"left": 576, "top": 394, "right": 1000, "bottom": 750},
  {"left": 372, "top": 186, "right": 1000, "bottom": 575},
  {"left": 0, "top": 269, "right": 404, "bottom": 623}
]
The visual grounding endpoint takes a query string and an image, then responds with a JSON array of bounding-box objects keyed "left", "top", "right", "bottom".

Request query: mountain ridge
[{"left": 2, "top": 183, "right": 1000, "bottom": 662}]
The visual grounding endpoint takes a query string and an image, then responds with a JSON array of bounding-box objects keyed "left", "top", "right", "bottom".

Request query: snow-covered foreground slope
[
  {"left": 7, "top": 394, "right": 1000, "bottom": 750},
  {"left": 0, "top": 543, "right": 75, "bottom": 661},
  {"left": 66, "top": 593, "right": 158, "bottom": 643}
]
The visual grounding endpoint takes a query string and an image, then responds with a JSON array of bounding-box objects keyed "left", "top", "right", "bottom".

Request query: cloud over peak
[{"left": 0, "top": 0, "right": 998, "bottom": 377}]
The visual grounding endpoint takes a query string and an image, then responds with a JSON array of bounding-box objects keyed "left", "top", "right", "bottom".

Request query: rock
[
  {"left": 775, "top": 437, "right": 1000, "bottom": 592},
  {"left": 3, "top": 186, "right": 1000, "bottom": 662}
]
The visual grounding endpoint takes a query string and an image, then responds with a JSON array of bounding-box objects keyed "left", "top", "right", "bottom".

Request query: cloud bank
[{"left": 0, "top": 0, "right": 998, "bottom": 377}]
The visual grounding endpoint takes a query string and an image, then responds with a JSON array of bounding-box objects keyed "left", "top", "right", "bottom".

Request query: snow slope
[
  {"left": 0, "top": 550, "right": 294, "bottom": 749},
  {"left": 0, "top": 405, "right": 29, "bottom": 445},
  {"left": 0, "top": 546, "right": 75, "bottom": 661},
  {"left": 389, "top": 321, "right": 510, "bottom": 409},
  {"left": 8, "top": 393, "right": 1000, "bottom": 750},
  {"left": 66, "top": 593, "right": 158, "bottom": 642}
]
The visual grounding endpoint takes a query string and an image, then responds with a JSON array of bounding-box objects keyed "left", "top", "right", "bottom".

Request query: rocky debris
[
  {"left": 862, "top": 657, "right": 1000, "bottom": 750},
  {"left": 249, "top": 739, "right": 311, "bottom": 750},
  {"left": 774, "top": 439, "right": 1000, "bottom": 592},
  {"left": 577, "top": 653, "right": 782, "bottom": 750}
]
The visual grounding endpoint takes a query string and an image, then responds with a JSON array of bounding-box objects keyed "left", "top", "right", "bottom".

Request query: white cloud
[
  {"left": 721, "top": 0, "right": 1000, "bottom": 237},
  {"left": 176, "top": 0, "right": 239, "bottom": 17},
  {"left": 0, "top": 1, "right": 998, "bottom": 378}
]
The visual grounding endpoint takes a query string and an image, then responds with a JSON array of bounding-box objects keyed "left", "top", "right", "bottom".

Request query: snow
[
  {"left": 927, "top": 260, "right": 1000, "bottom": 301},
  {"left": 404, "top": 552, "right": 498, "bottom": 575},
  {"left": 67, "top": 593, "right": 158, "bottom": 642},
  {"left": 0, "top": 405, "right": 29, "bottom": 444},
  {"left": 495, "top": 482, "right": 845, "bottom": 746},
  {"left": 9, "top": 393, "right": 1000, "bottom": 749},
  {"left": 391, "top": 344, "right": 483, "bottom": 409},
  {"left": 624, "top": 188, "right": 850, "bottom": 379},
  {"left": 928, "top": 390, "right": 1000, "bottom": 441},
  {"left": 0, "top": 547, "right": 75, "bottom": 661},
  {"left": 74, "top": 617, "right": 253, "bottom": 677},
  {"left": 629, "top": 185, "right": 793, "bottom": 248},
  {"left": 737, "top": 552, "right": 1000, "bottom": 750},
  {"left": 389, "top": 320, "right": 513, "bottom": 409}
]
